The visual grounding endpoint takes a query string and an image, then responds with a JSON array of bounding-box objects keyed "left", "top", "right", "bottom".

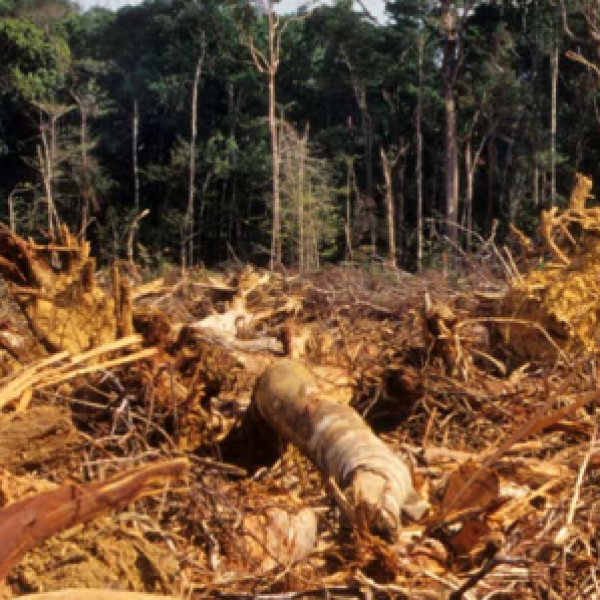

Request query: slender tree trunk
[
  {"left": 486, "top": 137, "right": 496, "bottom": 232},
  {"left": 363, "top": 108, "right": 375, "bottom": 247},
  {"left": 380, "top": 147, "right": 396, "bottom": 268},
  {"left": 442, "top": 1, "right": 459, "bottom": 245},
  {"left": 269, "top": 74, "right": 281, "bottom": 268},
  {"left": 342, "top": 51, "right": 377, "bottom": 256},
  {"left": 416, "top": 32, "right": 424, "bottom": 272},
  {"left": 80, "top": 110, "right": 87, "bottom": 177},
  {"left": 31, "top": 102, "right": 74, "bottom": 242},
  {"left": 50, "top": 114, "right": 58, "bottom": 164},
  {"left": 464, "top": 138, "right": 474, "bottom": 248},
  {"left": 463, "top": 120, "right": 490, "bottom": 250},
  {"left": 71, "top": 92, "right": 94, "bottom": 232},
  {"left": 541, "top": 170, "right": 548, "bottom": 206},
  {"left": 132, "top": 97, "right": 140, "bottom": 212},
  {"left": 309, "top": 181, "right": 319, "bottom": 269},
  {"left": 38, "top": 136, "right": 57, "bottom": 239},
  {"left": 226, "top": 83, "right": 236, "bottom": 256},
  {"left": 80, "top": 107, "right": 89, "bottom": 227},
  {"left": 267, "top": 7, "right": 282, "bottom": 269},
  {"left": 397, "top": 153, "right": 406, "bottom": 257},
  {"left": 443, "top": 80, "right": 459, "bottom": 244},
  {"left": 550, "top": 42, "right": 558, "bottom": 207},
  {"left": 345, "top": 156, "right": 354, "bottom": 261},
  {"left": 8, "top": 189, "right": 17, "bottom": 233},
  {"left": 246, "top": 2, "right": 318, "bottom": 268},
  {"left": 186, "top": 38, "right": 207, "bottom": 269},
  {"left": 362, "top": 102, "right": 376, "bottom": 256},
  {"left": 298, "top": 127, "right": 307, "bottom": 271}
]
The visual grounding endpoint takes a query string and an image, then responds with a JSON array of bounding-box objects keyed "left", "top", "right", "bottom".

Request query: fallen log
[
  {"left": 253, "top": 360, "right": 429, "bottom": 540},
  {"left": 0, "top": 459, "right": 188, "bottom": 581}
]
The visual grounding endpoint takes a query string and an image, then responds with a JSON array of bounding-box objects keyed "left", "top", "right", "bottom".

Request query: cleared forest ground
[{"left": 0, "top": 187, "right": 599, "bottom": 599}]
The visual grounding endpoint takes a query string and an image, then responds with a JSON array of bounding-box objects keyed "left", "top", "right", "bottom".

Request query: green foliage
[
  {"left": 0, "top": 18, "right": 70, "bottom": 101},
  {"left": 1, "top": 0, "right": 600, "bottom": 270}
]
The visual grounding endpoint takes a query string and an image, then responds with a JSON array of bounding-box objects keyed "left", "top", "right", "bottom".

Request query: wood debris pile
[
  {"left": 499, "top": 173, "right": 600, "bottom": 360},
  {"left": 0, "top": 207, "right": 599, "bottom": 599}
]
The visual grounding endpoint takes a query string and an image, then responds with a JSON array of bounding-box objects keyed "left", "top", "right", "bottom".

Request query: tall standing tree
[
  {"left": 185, "top": 31, "right": 207, "bottom": 268},
  {"left": 441, "top": 0, "right": 463, "bottom": 244},
  {"left": 241, "top": 0, "right": 286, "bottom": 268},
  {"left": 302, "top": 1, "right": 390, "bottom": 258},
  {"left": 387, "top": 0, "right": 438, "bottom": 269}
]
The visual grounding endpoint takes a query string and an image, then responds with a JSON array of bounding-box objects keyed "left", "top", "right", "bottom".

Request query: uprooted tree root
[
  {"left": 3, "top": 210, "right": 600, "bottom": 597},
  {"left": 499, "top": 173, "right": 600, "bottom": 360}
]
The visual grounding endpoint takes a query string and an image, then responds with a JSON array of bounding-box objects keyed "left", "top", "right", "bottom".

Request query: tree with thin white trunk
[
  {"left": 31, "top": 101, "right": 75, "bottom": 240},
  {"left": 243, "top": 0, "right": 320, "bottom": 269},
  {"left": 184, "top": 32, "right": 207, "bottom": 269},
  {"left": 380, "top": 143, "right": 409, "bottom": 269}
]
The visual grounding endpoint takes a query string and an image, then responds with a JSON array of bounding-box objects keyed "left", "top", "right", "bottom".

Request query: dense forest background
[{"left": 1, "top": 0, "right": 599, "bottom": 272}]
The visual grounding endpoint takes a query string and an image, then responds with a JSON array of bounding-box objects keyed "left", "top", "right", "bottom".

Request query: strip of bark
[{"left": 0, "top": 459, "right": 188, "bottom": 581}]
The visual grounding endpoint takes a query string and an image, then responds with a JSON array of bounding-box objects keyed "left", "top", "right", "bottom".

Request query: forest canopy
[{"left": 0, "top": 0, "right": 598, "bottom": 271}]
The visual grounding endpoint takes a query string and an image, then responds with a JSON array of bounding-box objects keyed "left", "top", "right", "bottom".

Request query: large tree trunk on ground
[{"left": 252, "top": 360, "right": 429, "bottom": 540}]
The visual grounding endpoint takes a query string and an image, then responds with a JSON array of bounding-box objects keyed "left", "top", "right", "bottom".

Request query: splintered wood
[
  {"left": 0, "top": 225, "right": 132, "bottom": 354},
  {"left": 0, "top": 336, "right": 154, "bottom": 411}
]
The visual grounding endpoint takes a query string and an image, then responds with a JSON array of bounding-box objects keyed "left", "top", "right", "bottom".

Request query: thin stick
[
  {"left": 37, "top": 348, "right": 157, "bottom": 389},
  {"left": 555, "top": 425, "right": 598, "bottom": 545}
]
